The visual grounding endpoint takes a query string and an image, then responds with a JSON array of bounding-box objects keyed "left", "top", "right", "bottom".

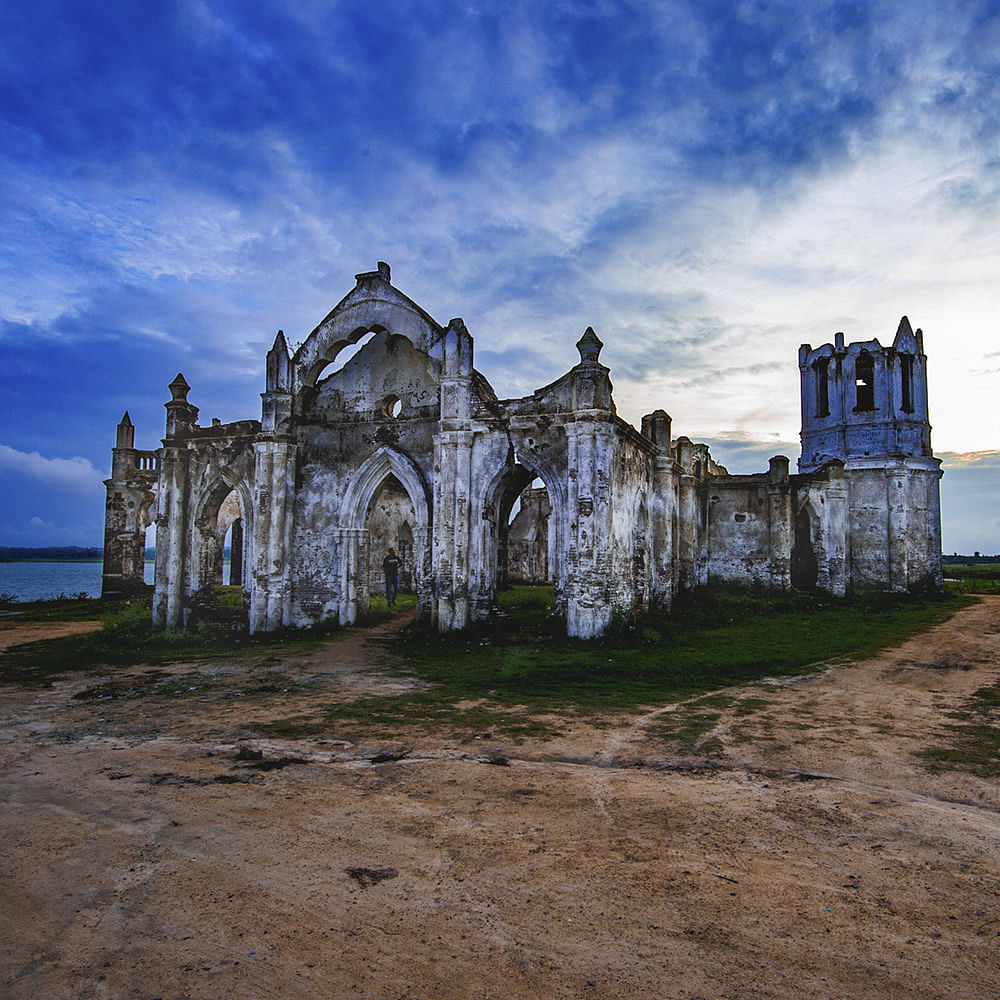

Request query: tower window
[
  {"left": 855, "top": 351, "right": 875, "bottom": 411},
  {"left": 815, "top": 358, "right": 830, "bottom": 417},
  {"left": 900, "top": 354, "right": 913, "bottom": 413}
]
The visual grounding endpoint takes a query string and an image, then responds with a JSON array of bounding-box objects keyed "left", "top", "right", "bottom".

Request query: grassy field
[
  {"left": 942, "top": 561, "right": 1000, "bottom": 595},
  {"left": 0, "top": 585, "right": 973, "bottom": 729},
  {"left": 0, "top": 590, "right": 416, "bottom": 686},
  {"left": 382, "top": 585, "right": 971, "bottom": 712},
  {"left": 253, "top": 585, "right": 972, "bottom": 740}
]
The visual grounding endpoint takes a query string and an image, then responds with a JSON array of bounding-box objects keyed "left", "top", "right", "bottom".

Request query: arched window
[{"left": 855, "top": 351, "right": 875, "bottom": 411}]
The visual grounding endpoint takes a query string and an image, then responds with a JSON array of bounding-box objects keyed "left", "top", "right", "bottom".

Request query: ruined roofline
[
  {"left": 292, "top": 261, "right": 444, "bottom": 370},
  {"left": 798, "top": 316, "right": 924, "bottom": 367}
]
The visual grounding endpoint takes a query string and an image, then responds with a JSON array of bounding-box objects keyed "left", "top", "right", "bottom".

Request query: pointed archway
[
  {"left": 791, "top": 503, "right": 819, "bottom": 591},
  {"left": 337, "top": 447, "right": 431, "bottom": 623}
]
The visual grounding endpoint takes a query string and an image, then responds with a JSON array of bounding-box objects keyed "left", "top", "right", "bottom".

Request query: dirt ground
[{"left": 2, "top": 600, "right": 999, "bottom": 1000}]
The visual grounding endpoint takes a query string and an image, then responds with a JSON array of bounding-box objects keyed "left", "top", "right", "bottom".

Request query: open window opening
[
  {"left": 900, "top": 354, "right": 914, "bottom": 413},
  {"left": 854, "top": 351, "right": 875, "bottom": 411},
  {"left": 815, "top": 358, "right": 830, "bottom": 417},
  {"left": 314, "top": 330, "right": 378, "bottom": 384},
  {"left": 381, "top": 394, "right": 402, "bottom": 419}
]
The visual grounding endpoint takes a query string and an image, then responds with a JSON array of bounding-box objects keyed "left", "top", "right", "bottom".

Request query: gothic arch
[
  {"left": 476, "top": 453, "right": 567, "bottom": 616},
  {"left": 336, "top": 446, "right": 432, "bottom": 624},
  {"left": 791, "top": 499, "right": 821, "bottom": 591},
  {"left": 339, "top": 446, "right": 430, "bottom": 532},
  {"left": 191, "top": 472, "right": 254, "bottom": 593}
]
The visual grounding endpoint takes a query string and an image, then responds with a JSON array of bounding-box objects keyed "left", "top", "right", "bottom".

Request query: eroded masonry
[{"left": 102, "top": 263, "right": 943, "bottom": 638}]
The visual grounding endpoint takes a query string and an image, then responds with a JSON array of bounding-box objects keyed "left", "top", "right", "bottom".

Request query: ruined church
[{"left": 102, "top": 263, "right": 943, "bottom": 638}]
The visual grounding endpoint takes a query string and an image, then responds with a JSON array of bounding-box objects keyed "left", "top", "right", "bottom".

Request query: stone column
[
  {"left": 821, "top": 473, "right": 848, "bottom": 597},
  {"left": 642, "top": 410, "right": 675, "bottom": 611},
  {"left": 766, "top": 456, "right": 792, "bottom": 588},
  {"left": 154, "top": 443, "right": 189, "bottom": 628},
  {"left": 431, "top": 319, "right": 474, "bottom": 633},
  {"left": 431, "top": 429, "right": 475, "bottom": 632},
  {"left": 886, "top": 466, "right": 908, "bottom": 592},
  {"left": 564, "top": 419, "right": 614, "bottom": 639},
  {"left": 250, "top": 438, "right": 297, "bottom": 632},
  {"left": 338, "top": 527, "right": 367, "bottom": 624}
]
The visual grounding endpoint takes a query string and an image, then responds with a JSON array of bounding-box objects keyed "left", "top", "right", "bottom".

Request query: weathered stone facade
[{"left": 102, "top": 264, "right": 943, "bottom": 637}]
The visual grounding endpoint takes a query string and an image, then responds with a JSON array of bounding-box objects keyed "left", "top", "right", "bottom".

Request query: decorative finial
[
  {"left": 576, "top": 326, "right": 603, "bottom": 365},
  {"left": 168, "top": 373, "right": 191, "bottom": 402},
  {"left": 377, "top": 261, "right": 391, "bottom": 281}
]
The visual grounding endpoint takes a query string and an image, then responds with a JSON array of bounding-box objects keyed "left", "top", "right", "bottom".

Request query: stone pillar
[
  {"left": 564, "top": 419, "right": 614, "bottom": 639},
  {"left": 153, "top": 443, "right": 189, "bottom": 628},
  {"left": 766, "top": 456, "right": 792, "bottom": 587},
  {"left": 151, "top": 376, "right": 199, "bottom": 627},
  {"left": 250, "top": 438, "right": 297, "bottom": 632},
  {"left": 337, "top": 527, "right": 367, "bottom": 624},
  {"left": 886, "top": 466, "right": 908, "bottom": 592},
  {"left": 431, "top": 318, "right": 475, "bottom": 632},
  {"left": 413, "top": 524, "right": 430, "bottom": 623},
  {"left": 649, "top": 454, "right": 677, "bottom": 610},
  {"left": 431, "top": 429, "right": 474, "bottom": 632},
  {"left": 102, "top": 412, "right": 151, "bottom": 599},
  {"left": 642, "top": 410, "right": 676, "bottom": 611},
  {"left": 821, "top": 472, "right": 848, "bottom": 597}
]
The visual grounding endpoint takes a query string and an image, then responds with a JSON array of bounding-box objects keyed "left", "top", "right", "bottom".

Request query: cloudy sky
[{"left": 1, "top": 0, "right": 998, "bottom": 552}]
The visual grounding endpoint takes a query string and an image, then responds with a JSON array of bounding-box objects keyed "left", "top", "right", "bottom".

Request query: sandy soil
[
  {"left": 0, "top": 618, "right": 101, "bottom": 652},
  {"left": 1, "top": 600, "right": 999, "bottom": 999}
]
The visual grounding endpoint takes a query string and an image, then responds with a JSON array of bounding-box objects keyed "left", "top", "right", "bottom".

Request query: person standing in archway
[{"left": 383, "top": 547, "right": 401, "bottom": 606}]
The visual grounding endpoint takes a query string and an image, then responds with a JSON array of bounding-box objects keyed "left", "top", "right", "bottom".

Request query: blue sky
[{"left": 1, "top": 0, "right": 998, "bottom": 552}]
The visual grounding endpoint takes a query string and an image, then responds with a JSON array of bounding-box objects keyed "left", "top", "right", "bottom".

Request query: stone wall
[{"left": 106, "top": 264, "right": 944, "bottom": 640}]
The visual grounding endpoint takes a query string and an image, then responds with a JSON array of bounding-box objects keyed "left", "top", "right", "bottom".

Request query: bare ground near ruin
[{"left": 1, "top": 600, "right": 999, "bottom": 1000}]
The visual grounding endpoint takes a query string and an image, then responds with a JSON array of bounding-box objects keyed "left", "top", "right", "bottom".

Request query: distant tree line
[{"left": 0, "top": 546, "right": 104, "bottom": 562}]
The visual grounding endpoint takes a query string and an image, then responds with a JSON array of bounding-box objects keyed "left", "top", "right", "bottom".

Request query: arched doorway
[
  {"left": 337, "top": 447, "right": 431, "bottom": 624},
  {"left": 365, "top": 474, "right": 417, "bottom": 598},
  {"left": 791, "top": 505, "right": 819, "bottom": 591},
  {"left": 504, "top": 477, "right": 550, "bottom": 585},
  {"left": 216, "top": 489, "right": 246, "bottom": 587},
  {"left": 479, "top": 457, "right": 563, "bottom": 621}
]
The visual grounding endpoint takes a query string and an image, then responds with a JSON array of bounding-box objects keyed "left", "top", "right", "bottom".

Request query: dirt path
[
  {"left": 0, "top": 618, "right": 101, "bottom": 652},
  {"left": 1, "top": 601, "right": 999, "bottom": 999}
]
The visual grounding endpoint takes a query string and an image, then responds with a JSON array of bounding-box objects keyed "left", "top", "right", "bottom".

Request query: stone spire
[{"left": 576, "top": 327, "right": 603, "bottom": 366}]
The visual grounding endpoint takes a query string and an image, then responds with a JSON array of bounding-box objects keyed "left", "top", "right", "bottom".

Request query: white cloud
[{"left": 0, "top": 444, "right": 106, "bottom": 496}]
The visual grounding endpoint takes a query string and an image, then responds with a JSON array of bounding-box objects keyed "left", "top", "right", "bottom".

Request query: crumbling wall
[
  {"left": 102, "top": 413, "right": 158, "bottom": 598},
  {"left": 109, "top": 264, "right": 943, "bottom": 642},
  {"left": 704, "top": 457, "right": 793, "bottom": 590}
]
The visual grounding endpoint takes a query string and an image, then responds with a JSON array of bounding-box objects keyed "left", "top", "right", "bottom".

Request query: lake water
[{"left": 0, "top": 561, "right": 157, "bottom": 601}]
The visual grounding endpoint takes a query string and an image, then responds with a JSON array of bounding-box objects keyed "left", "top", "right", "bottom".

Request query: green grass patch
[
  {"left": 734, "top": 696, "right": 770, "bottom": 717},
  {"left": 250, "top": 693, "right": 564, "bottom": 742},
  {"left": 942, "top": 562, "right": 1000, "bottom": 595},
  {"left": 382, "top": 587, "right": 971, "bottom": 713},
  {"left": 71, "top": 667, "right": 319, "bottom": 704},
  {"left": 0, "top": 593, "right": 111, "bottom": 622},
  {"left": 648, "top": 711, "right": 723, "bottom": 749},
  {"left": 921, "top": 677, "right": 1000, "bottom": 776},
  {"left": 0, "top": 592, "right": 408, "bottom": 687}
]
